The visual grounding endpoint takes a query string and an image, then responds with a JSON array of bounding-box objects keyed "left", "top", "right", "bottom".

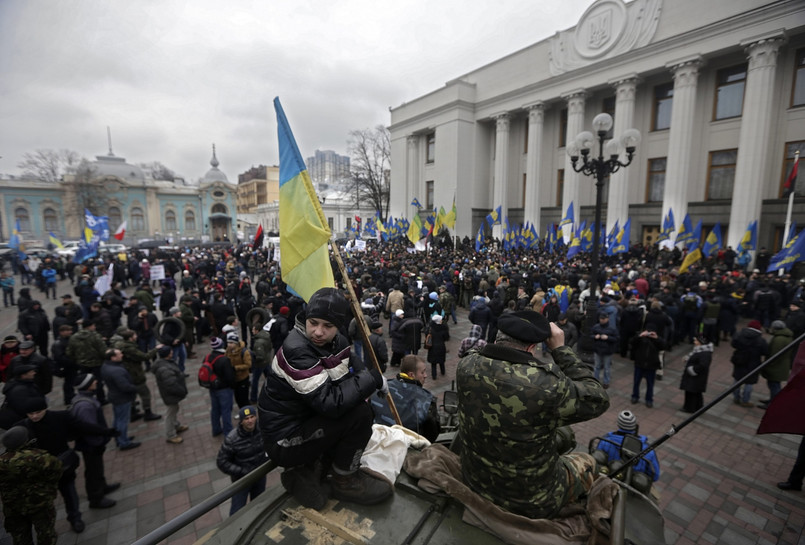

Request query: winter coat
[
  {"left": 629, "top": 333, "right": 665, "bottom": 370},
  {"left": 764, "top": 327, "right": 794, "bottom": 382},
  {"left": 100, "top": 360, "right": 137, "bottom": 405},
  {"left": 70, "top": 391, "right": 111, "bottom": 450},
  {"left": 365, "top": 331, "right": 389, "bottom": 371},
  {"left": 591, "top": 323, "right": 619, "bottom": 356},
  {"left": 468, "top": 301, "right": 492, "bottom": 330},
  {"left": 251, "top": 329, "right": 274, "bottom": 369},
  {"left": 114, "top": 339, "right": 156, "bottom": 385},
  {"left": 0, "top": 379, "right": 43, "bottom": 428},
  {"left": 227, "top": 341, "right": 252, "bottom": 383},
  {"left": 152, "top": 357, "right": 188, "bottom": 405},
  {"left": 216, "top": 425, "right": 266, "bottom": 480},
  {"left": 680, "top": 344, "right": 712, "bottom": 394},
  {"left": 458, "top": 324, "right": 487, "bottom": 358},
  {"left": 426, "top": 321, "right": 450, "bottom": 364},
  {"left": 397, "top": 317, "right": 424, "bottom": 354},
  {"left": 18, "top": 305, "right": 51, "bottom": 341},
  {"left": 258, "top": 325, "right": 378, "bottom": 445},
  {"left": 558, "top": 321, "right": 579, "bottom": 349},
  {"left": 730, "top": 327, "right": 768, "bottom": 384},
  {"left": 8, "top": 352, "right": 53, "bottom": 395}
]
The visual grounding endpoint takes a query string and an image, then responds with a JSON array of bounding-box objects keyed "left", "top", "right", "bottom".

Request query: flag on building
[
  {"left": 559, "top": 201, "right": 574, "bottom": 228},
  {"left": 783, "top": 150, "right": 800, "bottom": 198},
  {"left": 702, "top": 223, "right": 722, "bottom": 257},
  {"left": 112, "top": 221, "right": 127, "bottom": 241},
  {"left": 486, "top": 206, "right": 502, "bottom": 227},
  {"left": 274, "top": 97, "right": 335, "bottom": 302},
  {"left": 410, "top": 197, "right": 422, "bottom": 208}
]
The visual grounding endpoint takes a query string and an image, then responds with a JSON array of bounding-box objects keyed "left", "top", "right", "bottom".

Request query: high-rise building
[
  {"left": 305, "top": 150, "right": 350, "bottom": 189},
  {"left": 237, "top": 165, "right": 279, "bottom": 214}
]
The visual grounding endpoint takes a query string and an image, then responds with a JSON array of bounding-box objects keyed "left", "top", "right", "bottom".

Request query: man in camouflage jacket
[
  {"left": 66, "top": 319, "right": 109, "bottom": 404},
  {"left": 114, "top": 329, "right": 161, "bottom": 421},
  {"left": 457, "top": 310, "right": 610, "bottom": 519},
  {"left": 0, "top": 426, "right": 63, "bottom": 545}
]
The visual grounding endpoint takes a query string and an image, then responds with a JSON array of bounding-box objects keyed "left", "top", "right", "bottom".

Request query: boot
[
  {"left": 144, "top": 410, "right": 162, "bottom": 421},
  {"left": 281, "top": 465, "right": 330, "bottom": 510},
  {"left": 130, "top": 410, "right": 144, "bottom": 422},
  {"left": 330, "top": 468, "right": 393, "bottom": 505}
]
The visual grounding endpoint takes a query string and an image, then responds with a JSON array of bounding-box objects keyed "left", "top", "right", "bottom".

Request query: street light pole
[{"left": 567, "top": 113, "right": 640, "bottom": 357}]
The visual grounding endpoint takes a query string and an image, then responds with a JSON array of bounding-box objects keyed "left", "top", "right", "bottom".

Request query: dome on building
[
  {"left": 200, "top": 144, "right": 231, "bottom": 184},
  {"left": 90, "top": 152, "right": 146, "bottom": 184}
]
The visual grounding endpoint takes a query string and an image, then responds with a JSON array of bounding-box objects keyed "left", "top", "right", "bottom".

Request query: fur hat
[
  {"left": 305, "top": 288, "right": 350, "bottom": 330},
  {"left": 617, "top": 410, "right": 637, "bottom": 432},
  {"left": 497, "top": 311, "right": 551, "bottom": 344}
]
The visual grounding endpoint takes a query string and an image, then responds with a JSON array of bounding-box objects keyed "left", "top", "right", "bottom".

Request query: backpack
[
  {"left": 683, "top": 294, "right": 698, "bottom": 312},
  {"left": 198, "top": 354, "right": 224, "bottom": 389}
]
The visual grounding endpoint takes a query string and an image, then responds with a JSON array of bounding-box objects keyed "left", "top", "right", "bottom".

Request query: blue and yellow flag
[
  {"left": 274, "top": 98, "right": 334, "bottom": 302},
  {"left": 486, "top": 206, "right": 502, "bottom": 227},
  {"left": 411, "top": 198, "right": 422, "bottom": 209},
  {"left": 688, "top": 220, "right": 702, "bottom": 252},
  {"left": 407, "top": 214, "right": 424, "bottom": 244},
  {"left": 737, "top": 220, "right": 758, "bottom": 254},
  {"left": 9, "top": 219, "right": 23, "bottom": 251},
  {"left": 475, "top": 222, "right": 485, "bottom": 252},
  {"left": 702, "top": 223, "right": 722, "bottom": 257},
  {"left": 606, "top": 220, "right": 620, "bottom": 255},
  {"left": 566, "top": 231, "right": 582, "bottom": 259},
  {"left": 768, "top": 230, "right": 805, "bottom": 272},
  {"left": 785, "top": 222, "right": 798, "bottom": 249},
  {"left": 675, "top": 213, "right": 694, "bottom": 247},
  {"left": 610, "top": 218, "right": 631, "bottom": 255},
  {"left": 581, "top": 223, "right": 593, "bottom": 253},
  {"left": 48, "top": 232, "right": 64, "bottom": 249},
  {"left": 559, "top": 201, "right": 574, "bottom": 228},
  {"left": 446, "top": 199, "right": 457, "bottom": 229},
  {"left": 657, "top": 208, "right": 675, "bottom": 243}
]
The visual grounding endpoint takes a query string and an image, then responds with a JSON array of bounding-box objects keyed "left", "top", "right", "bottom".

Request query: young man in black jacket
[{"left": 206, "top": 337, "right": 236, "bottom": 437}]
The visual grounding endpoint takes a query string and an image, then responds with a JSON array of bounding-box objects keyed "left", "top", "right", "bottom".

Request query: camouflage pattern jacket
[
  {"left": 456, "top": 344, "right": 609, "bottom": 519},
  {"left": 66, "top": 328, "right": 107, "bottom": 369},
  {"left": 0, "top": 447, "right": 62, "bottom": 511},
  {"left": 113, "top": 339, "right": 156, "bottom": 385}
]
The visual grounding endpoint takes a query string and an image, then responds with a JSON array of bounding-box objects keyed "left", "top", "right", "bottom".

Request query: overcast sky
[{"left": 0, "top": 0, "right": 594, "bottom": 182}]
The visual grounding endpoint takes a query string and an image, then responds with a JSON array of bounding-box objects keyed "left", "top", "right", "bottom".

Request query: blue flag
[
  {"left": 475, "top": 222, "right": 485, "bottom": 252},
  {"left": 737, "top": 220, "right": 758, "bottom": 254},
  {"left": 702, "top": 223, "right": 722, "bottom": 257},
  {"left": 486, "top": 206, "right": 502, "bottom": 227},
  {"left": 559, "top": 202, "right": 574, "bottom": 228},
  {"left": 410, "top": 198, "right": 422, "bottom": 208},
  {"left": 768, "top": 230, "right": 805, "bottom": 272},
  {"left": 688, "top": 220, "right": 702, "bottom": 251}
]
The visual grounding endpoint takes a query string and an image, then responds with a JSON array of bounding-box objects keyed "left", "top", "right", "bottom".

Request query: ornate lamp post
[{"left": 566, "top": 113, "right": 640, "bottom": 354}]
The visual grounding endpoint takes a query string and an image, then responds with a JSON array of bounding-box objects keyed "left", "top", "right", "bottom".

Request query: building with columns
[
  {"left": 0, "top": 145, "right": 238, "bottom": 246},
  {"left": 389, "top": 0, "right": 805, "bottom": 251}
]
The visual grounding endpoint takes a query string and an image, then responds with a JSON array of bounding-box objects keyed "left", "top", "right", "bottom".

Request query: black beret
[{"left": 497, "top": 311, "right": 551, "bottom": 344}]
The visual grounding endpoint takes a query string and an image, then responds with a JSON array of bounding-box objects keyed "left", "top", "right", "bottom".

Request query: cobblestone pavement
[{"left": 0, "top": 276, "right": 803, "bottom": 545}]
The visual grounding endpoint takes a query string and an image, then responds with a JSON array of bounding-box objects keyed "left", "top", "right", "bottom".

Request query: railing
[{"left": 131, "top": 459, "right": 277, "bottom": 545}]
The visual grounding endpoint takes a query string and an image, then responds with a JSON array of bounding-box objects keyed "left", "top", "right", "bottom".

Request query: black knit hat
[
  {"left": 497, "top": 310, "right": 552, "bottom": 344},
  {"left": 305, "top": 288, "right": 350, "bottom": 330}
]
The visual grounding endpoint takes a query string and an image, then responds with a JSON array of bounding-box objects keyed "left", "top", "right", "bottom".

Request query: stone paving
[{"left": 0, "top": 275, "right": 803, "bottom": 545}]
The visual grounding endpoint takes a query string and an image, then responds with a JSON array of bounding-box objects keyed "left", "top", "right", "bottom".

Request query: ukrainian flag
[
  {"left": 407, "top": 214, "right": 423, "bottom": 244},
  {"left": 737, "top": 220, "right": 757, "bottom": 253},
  {"left": 486, "top": 206, "right": 502, "bottom": 227},
  {"left": 446, "top": 199, "right": 457, "bottom": 229},
  {"left": 49, "top": 232, "right": 64, "bottom": 249},
  {"left": 274, "top": 98, "right": 334, "bottom": 302}
]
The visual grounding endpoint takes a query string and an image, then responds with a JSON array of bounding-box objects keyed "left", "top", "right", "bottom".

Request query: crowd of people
[{"left": 1, "top": 234, "right": 804, "bottom": 542}]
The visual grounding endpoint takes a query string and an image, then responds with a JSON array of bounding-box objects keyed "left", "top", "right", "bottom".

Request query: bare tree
[
  {"left": 17, "top": 149, "right": 81, "bottom": 183},
  {"left": 63, "top": 159, "right": 107, "bottom": 229},
  {"left": 139, "top": 161, "right": 175, "bottom": 181},
  {"left": 346, "top": 125, "right": 390, "bottom": 221}
]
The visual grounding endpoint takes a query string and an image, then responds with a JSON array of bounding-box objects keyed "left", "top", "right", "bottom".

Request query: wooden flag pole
[{"left": 330, "top": 241, "right": 402, "bottom": 426}]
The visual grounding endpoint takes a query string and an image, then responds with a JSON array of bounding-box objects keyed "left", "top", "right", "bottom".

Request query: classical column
[
  {"left": 728, "top": 34, "right": 785, "bottom": 249},
  {"left": 493, "top": 113, "right": 510, "bottom": 239},
  {"left": 661, "top": 57, "right": 702, "bottom": 247},
  {"left": 606, "top": 76, "right": 639, "bottom": 234},
  {"left": 524, "top": 102, "right": 545, "bottom": 231},
  {"left": 406, "top": 135, "right": 419, "bottom": 215},
  {"left": 562, "top": 90, "right": 588, "bottom": 240}
]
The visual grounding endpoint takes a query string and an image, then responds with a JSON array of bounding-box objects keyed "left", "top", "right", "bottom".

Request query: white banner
[{"left": 150, "top": 264, "right": 166, "bottom": 281}]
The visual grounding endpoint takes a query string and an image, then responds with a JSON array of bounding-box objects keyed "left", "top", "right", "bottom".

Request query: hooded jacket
[
  {"left": 458, "top": 324, "right": 487, "bottom": 358},
  {"left": 730, "top": 326, "right": 769, "bottom": 383}
]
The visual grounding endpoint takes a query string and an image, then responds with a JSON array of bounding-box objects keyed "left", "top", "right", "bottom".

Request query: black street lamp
[{"left": 567, "top": 112, "right": 640, "bottom": 356}]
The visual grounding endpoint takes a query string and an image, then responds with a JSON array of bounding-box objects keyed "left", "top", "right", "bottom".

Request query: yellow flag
[{"left": 679, "top": 248, "right": 702, "bottom": 274}]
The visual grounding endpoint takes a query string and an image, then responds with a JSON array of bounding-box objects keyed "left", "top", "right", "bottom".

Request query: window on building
[
  {"left": 522, "top": 173, "right": 527, "bottom": 207},
  {"left": 559, "top": 109, "right": 568, "bottom": 147},
  {"left": 185, "top": 210, "right": 196, "bottom": 231},
  {"left": 707, "top": 149, "right": 738, "bottom": 200},
  {"left": 212, "top": 203, "right": 227, "bottom": 215},
  {"left": 646, "top": 158, "right": 666, "bottom": 202},
  {"left": 556, "top": 169, "right": 564, "bottom": 207},
  {"left": 328, "top": 217, "right": 334, "bottom": 231},
  {"left": 43, "top": 208, "right": 58, "bottom": 232},
  {"left": 652, "top": 83, "right": 673, "bottom": 131},
  {"left": 426, "top": 133, "right": 435, "bottom": 164},
  {"left": 346, "top": 217, "right": 352, "bottom": 230},
  {"left": 14, "top": 207, "right": 30, "bottom": 232},
  {"left": 131, "top": 207, "right": 145, "bottom": 231},
  {"left": 714, "top": 64, "right": 747, "bottom": 120},
  {"left": 602, "top": 96, "right": 616, "bottom": 139},
  {"left": 165, "top": 210, "right": 177, "bottom": 231},
  {"left": 523, "top": 118, "right": 529, "bottom": 154},
  {"left": 781, "top": 141, "right": 805, "bottom": 196},
  {"left": 426, "top": 180, "right": 434, "bottom": 209},
  {"left": 108, "top": 207, "right": 122, "bottom": 232},
  {"left": 793, "top": 48, "right": 805, "bottom": 107}
]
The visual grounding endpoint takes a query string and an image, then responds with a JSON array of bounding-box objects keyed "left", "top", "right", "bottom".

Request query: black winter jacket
[
  {"left": 258, "top": 325, "right": 378, "bottom": 448},
  {"left": 152, "top": 357, "right": 188, "bottom": 405},
  {"left": 216, "top": 425, "right": 266, "bottom": 480}
]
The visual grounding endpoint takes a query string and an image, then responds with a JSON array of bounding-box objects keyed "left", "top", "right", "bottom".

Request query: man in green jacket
[
  {"left": 114, "top": 329, "right": 161, "bottom": 421},
  {"left": 457, "top": 310, "right": 610, "bottom": 519},
  {"left": 66, "top": 319, "right": 108, "bottom": 404}
]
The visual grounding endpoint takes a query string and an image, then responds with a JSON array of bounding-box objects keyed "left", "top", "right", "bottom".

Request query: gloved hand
[
  {"left": 106, "top": 428, "right": 121, "bottom": 438},
  {"left": 377, "top": 375, "right": 389, "bottom": 397}
]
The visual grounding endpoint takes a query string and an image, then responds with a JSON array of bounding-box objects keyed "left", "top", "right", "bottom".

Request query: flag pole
[
  {"left": 329, "top": 241, "right": 402, "bottom": 426},
  {"left": 781, "top": 150, "right": 799, "bottom": 276}
]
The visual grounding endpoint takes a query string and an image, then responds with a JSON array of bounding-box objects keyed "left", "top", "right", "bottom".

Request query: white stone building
[{"left": 389, "top": 0, "right": 805, "bottom": 251}]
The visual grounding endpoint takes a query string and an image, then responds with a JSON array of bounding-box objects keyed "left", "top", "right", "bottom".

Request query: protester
[{"left": 216, "top": 406, "right": 267, "bottom": 515}]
